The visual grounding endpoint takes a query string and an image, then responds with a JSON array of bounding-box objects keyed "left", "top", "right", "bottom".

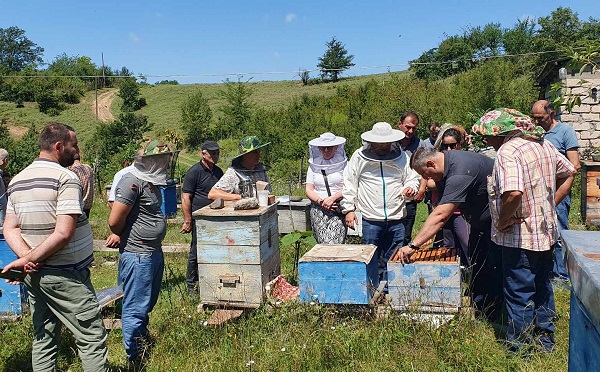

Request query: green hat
[
  {"left": 233, "top": 136, "right": 270, "bottom": 159},
  {"left": 471, "top": 108, "right": 544, "bottom": 138},
  {"left": 143, "top": 140, "right": 169, "bottom": 155}
]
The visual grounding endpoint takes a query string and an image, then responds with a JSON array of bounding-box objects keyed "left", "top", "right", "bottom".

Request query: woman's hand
[{"left": 321, "top": 196, "right": 338, "bottom": 211}]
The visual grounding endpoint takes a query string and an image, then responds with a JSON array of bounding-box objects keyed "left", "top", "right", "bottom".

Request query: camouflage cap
[
  {"left": 233, "top": 136, "right": 270, "bottom": 159},
  {"left": 471, "top": 108, "right": 544, "bottom": 138}
]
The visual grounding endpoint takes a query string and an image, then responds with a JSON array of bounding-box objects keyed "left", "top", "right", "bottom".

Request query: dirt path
[{"left": 92, "top": 89, "right": 117, "bottom": 122}]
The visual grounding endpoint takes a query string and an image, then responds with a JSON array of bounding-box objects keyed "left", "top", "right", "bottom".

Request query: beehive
[
  {"left": 298, "top": 244, "right": 378, "bottom": 304},
  {"left": 193, "top": 203, "right": 280, "bottom": 308},
  {"left": 387, "top": 247, "right": 461, "bottom": 313}
]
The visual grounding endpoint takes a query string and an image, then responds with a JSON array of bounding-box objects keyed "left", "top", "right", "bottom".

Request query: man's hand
[
  {"left": 397, "top": 246, "right": 416, "bottom": 264},
  {"left": 496, "top": 217, "right": 523, "bottom": 232},
  {"left": 413, "top": 190, "right": 425, "bottom": 202},
  {"left": 180, "top": 220, "right": 192, "bottom": 234},
  {"left": 402, "top": 188, "right": 417, "bottom": 198},
  {"left": 345, "top": 211, "right": 357, "bottom": 230},
  {"left": 105, "top": 233, "right": 121, "bottom": 248}
]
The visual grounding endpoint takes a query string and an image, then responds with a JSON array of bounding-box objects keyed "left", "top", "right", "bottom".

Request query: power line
[{"left": 0, "top": 48, "right": 574, "bottom": 81}]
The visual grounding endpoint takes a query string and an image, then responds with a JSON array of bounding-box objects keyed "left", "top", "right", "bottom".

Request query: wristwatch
[{"left": 408, "top": 240, "right": 421, "bottom": 250}]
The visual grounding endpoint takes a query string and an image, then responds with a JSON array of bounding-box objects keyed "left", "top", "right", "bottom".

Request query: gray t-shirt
[{"left": 115, "top": 173, "right": 166, "bottom": 253}]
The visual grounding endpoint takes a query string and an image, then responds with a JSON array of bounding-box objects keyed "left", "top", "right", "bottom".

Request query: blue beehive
[
  {"left": 160, "top": 179, "right": 177, "bottom": 218},
  {"left": 299, "top": 244, "right": 378, "bottom": 304},
  {"left": 0, "top": 234, "right": 27, "bottom": 315}
]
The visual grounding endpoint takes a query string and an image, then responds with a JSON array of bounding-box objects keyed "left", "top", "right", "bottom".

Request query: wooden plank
[
  {"left": 193, "top": 202, "right": 276, "bottom": 218},
  {"left": 299, "top": 244, "right": 377, "bottom": 263},
  {"left": 586, "top": 170, "right": 600, "bottom": 197},
  {"left": 198, "top": 250, "right": 280, "bottom": 307},
  {"left": 195, "top": 213, "right": 278, "bottom": 247},
  {"left": 96, "top": 286, "right": 124, "bottom": 309},
  {"left": 207, "top": 309, "right": 244, "bottom": 325},
  {"left": 196, "top": 229, "right": 279, "bottom": 265}
]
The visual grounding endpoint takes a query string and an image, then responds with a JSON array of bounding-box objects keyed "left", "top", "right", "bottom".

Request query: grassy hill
[{"left": 0, "top": 72, "right": 404, "bottom": 144}]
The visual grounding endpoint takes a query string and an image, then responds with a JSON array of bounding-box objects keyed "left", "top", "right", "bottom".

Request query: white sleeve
[{"left": 340, "top": 153, "right": 359, "bottom": 214}]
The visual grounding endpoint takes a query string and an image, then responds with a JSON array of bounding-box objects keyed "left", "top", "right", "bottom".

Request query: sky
[{"left": 1, "top": 0, "right": 599, "bottom": 84}]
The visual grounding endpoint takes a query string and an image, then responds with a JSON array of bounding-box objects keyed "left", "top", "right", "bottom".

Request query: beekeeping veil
[
  {"left": 308, "top": 132, "right": 347, "bottom": 174},
  {"left": 131, "top": 140, "right": 174, "bottom": 186}
]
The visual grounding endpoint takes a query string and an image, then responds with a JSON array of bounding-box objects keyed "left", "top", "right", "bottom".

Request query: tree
[
  {"left": 0, "top": 26, "right": 44, "bottom": 71},
  {"left": 181, "top": 90, "right": 212, "bottom": 149},
  {"left": 317, "top": 37, "right": 355, "bottom": 82},
  {"left": 217, "top": 78, "right": 254, "bottom": 137},
  {"left": 118, "top": 77, "right": 145, "bottom": 111}
]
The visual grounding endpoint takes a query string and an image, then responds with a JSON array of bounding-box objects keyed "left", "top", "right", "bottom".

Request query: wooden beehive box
[
  {"left": 298, "top": 244, "right": 378, "bottom": 304},
  {"left": 277, "top": 198, "right": 311, "bottom": 233},
  {"left": 193, "top": 203, "right": 280, "bottom": 308},
  {"left": 387, "top": 247, "right": 461, "bottom": 313},
  {"left": 581, "top": 161, "right": 600, "bottom": 224}
]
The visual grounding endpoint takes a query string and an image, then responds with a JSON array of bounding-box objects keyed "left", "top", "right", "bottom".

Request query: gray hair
[
  {"left": 0, "top": 148, "right": 7, "bottom": 162},
  {"left": 410, "top": 147, "right": 439, "bottom": 172}
]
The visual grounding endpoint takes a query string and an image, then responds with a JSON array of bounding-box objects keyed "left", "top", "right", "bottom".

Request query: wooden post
[{"left": 95, "top": 76, "right": 98, "bottom": 121}]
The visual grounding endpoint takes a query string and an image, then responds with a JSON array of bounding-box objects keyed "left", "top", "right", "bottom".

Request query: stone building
[{"left": 536, "top": 57, "right": 600, "bottom": 152}]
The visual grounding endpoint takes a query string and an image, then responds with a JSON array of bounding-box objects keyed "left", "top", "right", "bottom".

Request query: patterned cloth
[
  {"left": 472, "top": 108, "right": 544, "bottom": 138},
  {"left": 487, "top": 137, "right": 575, "bottom": 251},
  {"left": 69, "top": 161, "right": 94, "bottom": 210},
  {"left": 309, "top": 204, "right": 347, "bottom": 244}
]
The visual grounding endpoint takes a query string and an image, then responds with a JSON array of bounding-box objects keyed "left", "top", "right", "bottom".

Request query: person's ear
[
  {"left": 426, "top": 160, "right": 436, "bottom": 169},
  {"left": 54, "top": 141, "right": 63, "bottom": 153}
]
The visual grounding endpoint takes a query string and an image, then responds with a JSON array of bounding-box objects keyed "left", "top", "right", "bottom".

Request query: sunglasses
[
  {"left": 319, "top": 146, "right": 335, "bottom": 151},
  {"left": 441, "top": 142, "right": 458, "bottom": 150}
]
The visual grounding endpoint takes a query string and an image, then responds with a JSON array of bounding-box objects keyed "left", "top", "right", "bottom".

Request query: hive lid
[{"left": 299, "top": 244, "right": 377, "bottom": 263}]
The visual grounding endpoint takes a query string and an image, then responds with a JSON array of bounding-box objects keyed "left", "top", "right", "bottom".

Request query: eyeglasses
[
  {"left": 319, "top": 146, "right": 335, "bottom": 151},
  {"left": 441, "top": 142, "right": 458, "bottom": 150}
]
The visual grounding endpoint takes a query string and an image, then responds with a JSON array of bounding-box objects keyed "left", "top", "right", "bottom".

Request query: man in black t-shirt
[
  {"left": 180, "top": 141, "right": 224, "bottom": 295},
  {"left": 397, "top": 147, "right": 503, "bottom": 321}
]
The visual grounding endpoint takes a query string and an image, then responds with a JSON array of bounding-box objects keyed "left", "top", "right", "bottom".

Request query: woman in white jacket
[{"left": 340, "top": 122, "right": 421, "bottom": 275}]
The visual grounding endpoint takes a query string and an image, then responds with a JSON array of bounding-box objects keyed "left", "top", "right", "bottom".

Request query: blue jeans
[
  {"left": 118, "top": 250, "right": 164, "bottom": 360},
  {"left": 553, "top": 193, "right": 570, "bottom": 279},
  {"left": 501, "top": 246, "right": 555, "bottom": 352},
  {"left": 362, "top": 218, "right": 405, "bottom": 280}
]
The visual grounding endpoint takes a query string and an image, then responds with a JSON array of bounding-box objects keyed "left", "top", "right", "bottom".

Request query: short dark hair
[
  {"left": 429, "top": 122, "right": 441, "bottom": 131},
  {"left": 400, "top": 112, "right": 420, "bottom": 125},
  {"left": 410, "top": 146, "right": 438, "bottom": 171},
  {"left": 441, "top": 128, "right": 462, "bottom": 143},
  {"left": 38, "top": 123, "right": 74, "bottom": 151}
]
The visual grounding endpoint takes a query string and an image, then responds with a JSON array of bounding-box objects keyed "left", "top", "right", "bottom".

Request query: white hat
[
  {"left": 361, "top": 122, "right": 405, "bottom": 143},
  {"left": 308, "top": 132, "right": 346, "bottom": 147}
]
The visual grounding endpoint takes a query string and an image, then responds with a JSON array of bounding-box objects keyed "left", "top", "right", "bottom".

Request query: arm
[
  {"left": 412, "top": 177, "right": 428, "bottom": 202},
  {"left": 2, "top": 213, "right": 31, "bottom": 258},
  {"left": 305, "top": 183, "right": 322, "bottom": 205},
  {"left": 565, "top": 149, "right": 581, "bottom": 172},
  {"left": 180, "top": 192, "right": 193, "bottom": 233},
  {"left": 496, "top": 190, "right": 523, "bottom": 231},
  {"left": 322, "top": 190, "right": 343, "bottom": 211},
  {"left": 401, "top": 165, "right": 421, "bottom": 198},
  {"left": 3, "top": 214, "right": 78, "bottom": 272},
  {"left": 396, "top": 203, "right": 458, "bottom": 263},
  {"left": 208, "top": 187, "right": 241, "bottom": 201},
  {"left": 108, "top": 201, "right": 133, "bottom": 236},
  {"left": 555, "top": 173, "right": 574, "bottom": 206}
]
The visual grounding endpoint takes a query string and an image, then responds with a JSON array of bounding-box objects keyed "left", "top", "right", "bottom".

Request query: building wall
[{"left": 546, "top": 64, "right": 600, "bottom": 151}]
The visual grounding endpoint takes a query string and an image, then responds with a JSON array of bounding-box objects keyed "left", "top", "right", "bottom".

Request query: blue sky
[{"left": 1, "top": 1, "right": 598, "bottom": 84}]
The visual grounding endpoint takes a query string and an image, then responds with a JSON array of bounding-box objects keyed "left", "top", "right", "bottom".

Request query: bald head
[{"left": 532, "top": 100, "right": 556, "bottom": 131}]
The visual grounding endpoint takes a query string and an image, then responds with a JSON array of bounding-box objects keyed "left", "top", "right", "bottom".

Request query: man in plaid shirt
[{"left": 473, "top": 108, "right": 576, "bottom": 354}]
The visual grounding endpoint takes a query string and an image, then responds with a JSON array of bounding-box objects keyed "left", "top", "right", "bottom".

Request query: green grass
[{"left": 1, "top": 199, "right": 573, "bottom": 371}]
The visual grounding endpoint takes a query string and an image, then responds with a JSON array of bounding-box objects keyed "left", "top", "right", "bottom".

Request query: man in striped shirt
[
  {"left": 473, "top": 109, "right": 575, "bottom": 354},
  {"left": 1, "top": 123, "right": 108, "bottom": 371}
]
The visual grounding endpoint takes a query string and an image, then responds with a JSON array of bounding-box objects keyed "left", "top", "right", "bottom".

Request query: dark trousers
[
  {"left": 402, "top": 201, "right": 417, "bottom": 246},
  {"left": 501, "top": 246, "right": 555, "bottom": 352},
  {"left": 468, "top": 226, "right": 503, "bottom": 321},
  {"left": 553, "top": 192, "right": 571, "bottom": 280},
  {"left": 186, "top": 220, "right": 198, "bottom": 291}
]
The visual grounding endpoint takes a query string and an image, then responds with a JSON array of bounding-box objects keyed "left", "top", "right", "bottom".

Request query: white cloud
[
  {"left": 285, "top": 13, "right": 296, "bottom": 23},
  {"left": 129, "top": 32, "right": 140, "bottom": 42}
]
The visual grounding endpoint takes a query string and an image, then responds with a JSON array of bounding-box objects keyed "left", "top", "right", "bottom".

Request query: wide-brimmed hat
[
  {"left": 142, "top": 139, "right": 170, "bottom": 156},
  {"left": 233, "top": 136, "right": 270, "bottom": 159},
  {"left": 472, "top": 108, "right": 544, "bottom": 138},
  {"left": 308, "top": 132, "right": 346, "bottom": 147},
  {"left": 361, "top": 122, "right": 405, "bottom": 143}
]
